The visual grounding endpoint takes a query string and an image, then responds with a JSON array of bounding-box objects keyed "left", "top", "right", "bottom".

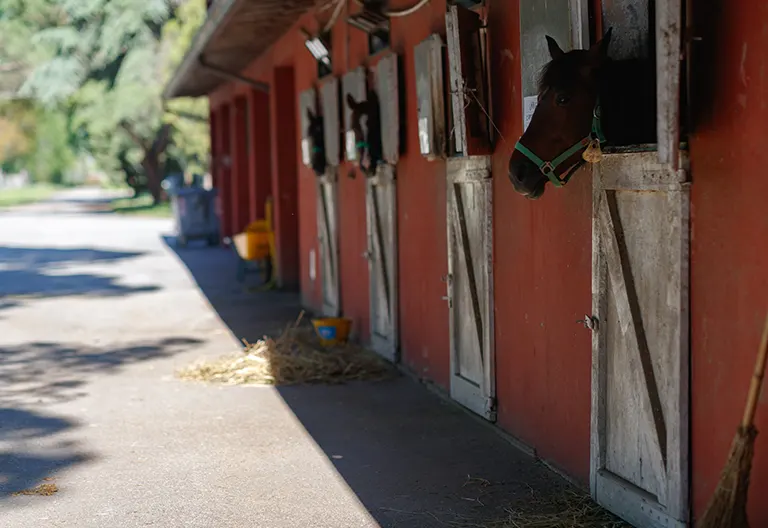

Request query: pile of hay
[
  {"left": 477, "top": 489, "right": 631, "bottom": 528},
  {"left": 499, "top": 492, "right": 631, "bottom": 527},
  {"left": 176, "top": 314, "right": 394, "bottom": 386}
]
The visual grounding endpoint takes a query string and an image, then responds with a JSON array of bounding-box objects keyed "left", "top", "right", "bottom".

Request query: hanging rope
[
  {"left": 323, "top": 0, "right": 346, "bottom": 32},
  {"left": 352, "top": 0, "right": 431, "bottom": 18}
]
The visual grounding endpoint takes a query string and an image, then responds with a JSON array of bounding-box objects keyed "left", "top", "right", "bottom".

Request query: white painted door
[
  {"left": 365, "top": 164, "right": 397, "bottom": 361},
  {"left": 446, "top": 156, "right": 495, "bottom": 421},
  {"left": 590, "top": 152, "right": 690, "bottom": 528},
  {"left": 317, "top": 169, "right": 340, "bottom": 317}
]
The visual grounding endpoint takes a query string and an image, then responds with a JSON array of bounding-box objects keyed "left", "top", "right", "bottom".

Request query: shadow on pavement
[
  {"left": 161, "top": 236, "right": 300, "bottom": 342},
  {"left": 0, "top": 336, "right": 204, "bottom": 503},
  {"left": 0, "top": 407, "right": 94, "bottom": 500},
  {"left": 0, "top": 337, "right": 205, "bottom": 406},
  {"left": 162, "top": 236, "right": 596, "bottom": 528},
  {"left": 0, "top": 246, "right": 159, "bottom": 300}
]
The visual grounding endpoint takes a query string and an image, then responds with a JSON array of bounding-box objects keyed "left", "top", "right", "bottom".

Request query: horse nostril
[
  {"left": 508, "top": 157, "right": 545, "bottom": 199},
  {"left": 508, "top": 157, "right": 532, "bottom": 185}
]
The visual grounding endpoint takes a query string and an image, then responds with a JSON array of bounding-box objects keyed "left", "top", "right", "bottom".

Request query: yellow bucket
[
  {"left": 312, "top": 317, "right": 352, "bottom": 347},
  {"left": 233, "top": 226, "right": 270, "bottom": 261}
]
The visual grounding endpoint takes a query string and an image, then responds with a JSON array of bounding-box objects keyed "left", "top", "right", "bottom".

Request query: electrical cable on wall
[
  {"left": 352, "top": 0, "right": 431, "bottom": 18},
  {"left": 324, "top": 0, "right": 346, "bottom": 32}
]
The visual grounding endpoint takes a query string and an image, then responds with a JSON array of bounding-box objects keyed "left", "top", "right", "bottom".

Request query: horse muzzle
[{"left": 508, "top": 156, "right": 547, "bottom": 200}]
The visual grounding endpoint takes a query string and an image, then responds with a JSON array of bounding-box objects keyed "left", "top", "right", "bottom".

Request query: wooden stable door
[
  {"left": 317, "top": 171, "right": 340, "bottom": 317},
  {"left": 365, "top": 164, "right": 397, "bottom": 361},
  {"left": 446, "top": 156, "right": 495, "bottom": 421},
  {"left": 590, "top": 153, "right": 689, "bottom": 528}
]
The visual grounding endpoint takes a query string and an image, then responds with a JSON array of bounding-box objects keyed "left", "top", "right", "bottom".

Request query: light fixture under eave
[
  {"left": 347, "top": 8, "right": 388, "bottom": 34},
  {"left": 304, "top": 36, "right": 331, "bottom": 66}
]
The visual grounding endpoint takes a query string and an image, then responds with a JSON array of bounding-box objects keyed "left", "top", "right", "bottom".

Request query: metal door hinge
[{"left": 485, "top": 397, "right": 497, "bottom": 421}]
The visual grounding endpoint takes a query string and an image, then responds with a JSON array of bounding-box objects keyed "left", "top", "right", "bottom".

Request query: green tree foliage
[{"left": 4, "top": 0, "right": 209, "bottom": 202}]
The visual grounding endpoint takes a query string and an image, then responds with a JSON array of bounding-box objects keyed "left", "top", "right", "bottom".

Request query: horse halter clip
[{"left": 514, "top": 101, "right": 607, "bottom": 188}]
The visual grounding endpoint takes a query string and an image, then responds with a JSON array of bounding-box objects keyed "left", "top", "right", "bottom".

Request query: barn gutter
[
  {"left": 197, "top": 57, "right": 270, "bottom": 93},
  {"left": 163, "top": 0, "right": 240, "bottom": 100}
]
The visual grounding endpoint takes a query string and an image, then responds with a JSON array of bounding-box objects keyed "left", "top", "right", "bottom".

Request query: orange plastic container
[
  {"left": 311, "top": 317, "right": 352, "bottom": 347},
  {"left": 233, "top": 222, "right": 270, "bottom": 261}
]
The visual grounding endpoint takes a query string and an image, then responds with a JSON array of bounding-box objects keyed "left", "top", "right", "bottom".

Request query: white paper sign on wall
[
  {"left": 345, "top": 130, "right": 357, "bottom": 161},
  {"left": 301, "top": 138, "right": 311, "bottom": 167},
  {"left": 309, "top": 249, "right": 316, "bottom": 281},
  {"left": 523, "top": 96, "right": 538, "bottom": 131}
]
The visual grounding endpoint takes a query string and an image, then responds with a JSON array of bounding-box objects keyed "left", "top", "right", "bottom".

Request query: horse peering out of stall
[
  {"left": 305, "top": 107, "right": 327, "bottom": 177},
  {"left": 346, "top": 89, "right": 383, "bottom": 177},
  {"left": 507, "top": 28, "right": 657, "bottom": 199}
]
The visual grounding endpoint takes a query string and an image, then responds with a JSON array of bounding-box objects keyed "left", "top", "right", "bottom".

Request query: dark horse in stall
[
  {"left": 346, "top": 89, "right": 383, "bottom": 177},
  {"left": 305, "top": 107, "right": 327, "bottom": 177},
  {"left": 508, "top": 28, "right": 657, "bottom": 199}
]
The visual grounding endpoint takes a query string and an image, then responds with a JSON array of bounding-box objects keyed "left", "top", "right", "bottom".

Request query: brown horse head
[
  {"left": 508, "top": 29, "right": 613, "bottom": 199},
  {"left": 346, "top": 91, "right": 382, "bottom": 176},
  {"left": 305, "top": 107, "right": 326, "bottom": 177}
]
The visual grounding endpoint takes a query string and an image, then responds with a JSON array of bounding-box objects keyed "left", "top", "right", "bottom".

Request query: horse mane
[
  {"left": 537, "top": 51, "right": 591, "bottom": 96},
  {"left": 536, "top": 50, "right": 657, "bottom": 146}
]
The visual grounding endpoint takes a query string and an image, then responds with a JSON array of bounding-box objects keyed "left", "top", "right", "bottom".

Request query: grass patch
[
  {"left": 0, "top": 184, "right": 61, "bottom": 208},
  {"left": 110, "top": 194, "right": 172, "bottom": 217}
]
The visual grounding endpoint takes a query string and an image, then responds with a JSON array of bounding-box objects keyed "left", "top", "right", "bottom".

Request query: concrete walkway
[{"left": 0, "top": 188, "right": 601, "bottom": 528}]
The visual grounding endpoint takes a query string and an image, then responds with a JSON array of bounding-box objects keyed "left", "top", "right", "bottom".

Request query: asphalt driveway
[{"left": 0, "top": 188, "right": 601, "bottom": 528}]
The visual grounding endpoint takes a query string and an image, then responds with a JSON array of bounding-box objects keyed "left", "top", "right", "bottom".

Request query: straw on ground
[
  {"left": 12, "top": 483, "right": 58, "bottom": 496},
  {"left": 176, "top": 314, "right": 394, "bottom": 386}
]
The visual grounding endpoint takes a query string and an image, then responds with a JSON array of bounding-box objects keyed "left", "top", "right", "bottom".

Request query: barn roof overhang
[{"left": 163, "top": 0, "right": 314, "bottom": 99}]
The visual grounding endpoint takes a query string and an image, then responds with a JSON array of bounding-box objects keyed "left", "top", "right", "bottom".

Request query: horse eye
[{"left": 555, "top": 93, "right": 571, "bottom": 106}]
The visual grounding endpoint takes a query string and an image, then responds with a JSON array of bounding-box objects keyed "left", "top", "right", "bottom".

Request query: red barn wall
[
  {"left": 386, "top": 0, "right": 451, "bottom": 388},
  {"left": 329, "top": 6, "right": 372, "bottom": 343},
  {"left": 689, "top": 0, "right": 768, "bottom": 524},
  {"left": 203, "top": 5, "right": 768, "bottom": 523},
  {"left": 230, "top": 96, "right": 250, "bottom": 234},
  {"left": 487, "top": 0, "right": 594, "bottom": 481},
  {"left": 248, "top": 89, "right": 272, "bottom": 222}
]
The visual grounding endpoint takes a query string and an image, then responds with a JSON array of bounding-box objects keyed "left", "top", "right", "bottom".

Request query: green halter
[{"left": 514, "top": 101, "right": 606, "bottom": 187}]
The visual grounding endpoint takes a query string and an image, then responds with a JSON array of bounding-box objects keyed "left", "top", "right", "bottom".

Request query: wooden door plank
[
  {"left": 591, "top": 154, "right": 690, "bottom": 527},
  {"left": 598, "top": 190, "right": 667, "bottom": 468},
  {"left": 452, "top": 182, "right": 484, "bottom": 357},
  {"left": 664, "top": 184, "right": 691, "bottom": 520},
  {"left": 656, "top": 0, "right": 682, "bottom": 169},
  {"left": 590, "top": 173, "right": 609, "bottom": 495},
  {"left": 321, "top": 77, "right": 340, "bottom": 167},
  {"left": 371, "top": 183, "right": 391, "bottom": 320},
  {"left": 376, "top": 54, "right": 400, "bottom": 164},
  {"left": 317, "top": 173, "right": 339, "bottom": 316},
  {"left": 446, "top": 156, "right": 494, "bottom": 421}
]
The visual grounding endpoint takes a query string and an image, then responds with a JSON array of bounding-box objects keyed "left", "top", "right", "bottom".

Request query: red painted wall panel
[
  {"left": 271, "top": 66, "right": 300, "bottom": 290},
  {"left": 216, "top": 104, "right": 233, "bottom": 238},
  {"left": 199, "top": 2, "right": 768, "bottom": 523},
  {"left": 248, "top": 89, "right": 272, "bottom": 222},
  {"left": 231, "top": 97, "right": 250, "bottom": 234},
  {"left": 290, "top": 15, "right": 324, "bottom": 311},
  {"left": 689, "top": 0, "right": 768, "bottom": 524},
  {"left": 331, "top": 2, "right": 371, "bottom": 342},
  {"left": 487, "top": 0, "right": 593, "bottom": 481},
  {"left": 386, "top": 0, "right": 450, "bottom": 388}
]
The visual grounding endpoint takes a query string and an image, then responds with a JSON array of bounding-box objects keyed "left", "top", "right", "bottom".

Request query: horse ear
[
  {"left": 545, "top": 35, "right": 565, "bottom": 60},
  {"left": 588, "top": 27, "right": 612, "bottom": 64},
  {"left": 346, "top": 93, "right": 358, "bottom": 110}
]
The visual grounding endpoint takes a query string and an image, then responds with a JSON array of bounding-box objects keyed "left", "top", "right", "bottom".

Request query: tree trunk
[
  {"left": 120, "top": 122, "right": 173, "bottom": 205},
  {"left": 141, "top": 154, "right": 165, "bottom": 205}
]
